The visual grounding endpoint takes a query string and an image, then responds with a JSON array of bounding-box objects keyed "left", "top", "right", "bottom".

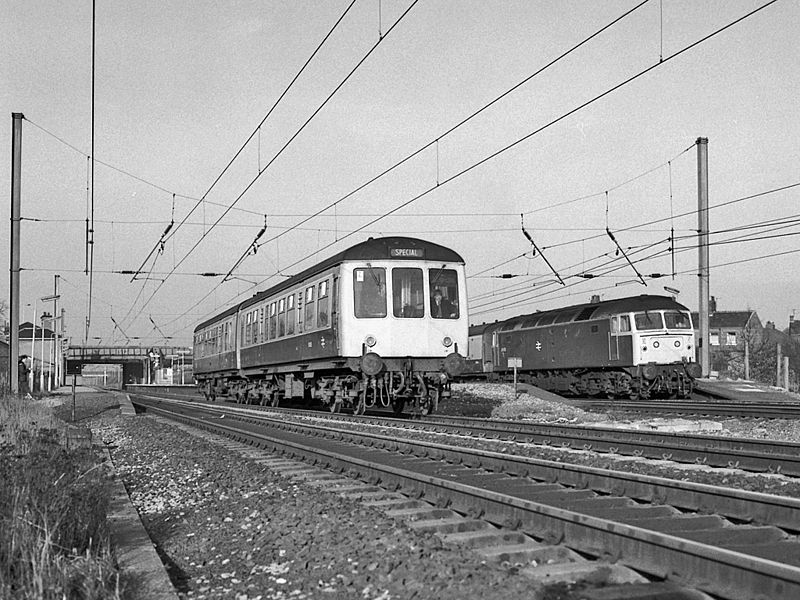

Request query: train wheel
[{"left": 353, "top": 394, "right": 366, "bottom": 416}]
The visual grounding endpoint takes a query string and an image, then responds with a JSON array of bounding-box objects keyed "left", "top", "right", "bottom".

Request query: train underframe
[
  {"left": 197, "top": 361, "right": 454, "bottom": 416},
  {"left": 514, "top": 364, "right": 695, "bottom": 400}
]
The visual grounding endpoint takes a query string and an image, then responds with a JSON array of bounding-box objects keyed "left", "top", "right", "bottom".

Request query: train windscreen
[
  {"left": 354, "top": 267, "right": 387, "bottom": 318},
  {"left": 664, "top": 311, "right": 692, "bottom": 329},
  {"left": 634, "top": 311, "right": 663, "bottom": 330}
]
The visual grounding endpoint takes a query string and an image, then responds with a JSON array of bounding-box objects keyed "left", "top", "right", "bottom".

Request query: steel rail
[
  {"left": 128, "top": 390, "right": 800, "bottom": 476},
  {"left": 566, "top": 399, "right": 800, "bottom": 419},
  {"left": 133, "top": 397, "right": 800, "bottom": 600}
]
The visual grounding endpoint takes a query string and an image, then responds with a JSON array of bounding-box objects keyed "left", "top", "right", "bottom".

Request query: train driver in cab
[{"left": 431, "top": 288, "right": 457, "bottom": 319}]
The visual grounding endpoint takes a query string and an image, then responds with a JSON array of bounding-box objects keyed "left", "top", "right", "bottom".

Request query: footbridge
[{"left": 66, "top": 345, "right": 192, "bottom": 385}]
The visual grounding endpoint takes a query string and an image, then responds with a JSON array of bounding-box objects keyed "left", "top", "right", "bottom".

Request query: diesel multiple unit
[{"left": 193, "top": 236, "right": 468, "bottom": 414}]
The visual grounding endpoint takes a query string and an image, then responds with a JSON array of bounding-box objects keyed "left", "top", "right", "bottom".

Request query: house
[{"left": 691, "top": 297, "right": 763, "bottom": 378}]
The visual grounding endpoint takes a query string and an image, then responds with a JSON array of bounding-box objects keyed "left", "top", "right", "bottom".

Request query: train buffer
[{"left": 695, "top": 378, "right": 799, "bottom": 404}]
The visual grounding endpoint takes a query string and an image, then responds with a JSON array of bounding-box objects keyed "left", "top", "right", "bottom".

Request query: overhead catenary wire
[
  {"left": 250, "top": 0, "right": 654, "bottom": 256},
  {"left": 127, "top": 0, "right": 359, "bottom": 284},
  {"left": 154, "top": 0, "right": 782, "bottom": 342},
  {"left": 123, "top": 0, "right": 422, "bottom": 328}
]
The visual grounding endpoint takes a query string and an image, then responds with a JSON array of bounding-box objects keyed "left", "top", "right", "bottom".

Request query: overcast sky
[{"left": 2, "top": 0, "right": 798, "bottom": 347}]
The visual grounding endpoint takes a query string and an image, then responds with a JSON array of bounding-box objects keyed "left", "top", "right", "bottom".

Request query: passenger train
[
  {"left": 193, "top": 237, "right": 468, "bottom": 414},
  {"left": 466, "top": 295, "right": 701, "bottom": 399}
]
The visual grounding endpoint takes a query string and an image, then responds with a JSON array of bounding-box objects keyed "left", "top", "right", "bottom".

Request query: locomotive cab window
[
  {"left": 664, "top": 311, "right": 691, "bottom": 329},
  {"left": 354, "top": 266, "right": 387, "bottom": 318},
  {"left": 317, "top": 280, "right": 329, "bottom": 327},
  {"left": 429, "top": 268, "right": 459, "bottom": 319},
  {"left": 392, "top": 268, "right": 424, "bottom": 318},
  {"left": 619, "top": 315, "right": 631, "bottom": 332},
  {"left": 634, "top": 311, "right": 663, "bottom": 331}
]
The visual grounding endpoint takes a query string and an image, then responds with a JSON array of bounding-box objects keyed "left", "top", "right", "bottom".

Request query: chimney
[{"left": 709, "top": 296, "right": 717, "bottom": 314}]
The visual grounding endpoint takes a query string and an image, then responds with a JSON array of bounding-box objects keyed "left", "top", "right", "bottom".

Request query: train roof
[
  {"left": 194, "top": 237, "right": 464, "bottom": 332},
  {"left": 477, "top": 294, "right": 691, "bottom": 333}
]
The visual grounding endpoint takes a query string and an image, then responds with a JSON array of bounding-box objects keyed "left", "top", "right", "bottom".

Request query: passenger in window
[{"left": 431, "top": 289, "right": 457, "bottom": 319}]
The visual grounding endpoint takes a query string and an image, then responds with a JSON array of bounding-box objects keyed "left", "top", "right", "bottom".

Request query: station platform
[{"left": 695, "top": 378, "right": 799, "bottom": 404}]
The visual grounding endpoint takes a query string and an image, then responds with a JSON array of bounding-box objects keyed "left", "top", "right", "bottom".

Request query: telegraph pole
[
  {"left": 9, "top": 113, "right": 24, "bottom": 394},
  {"left": 696, "top": 137, "right": 710, "bottom": 377}
]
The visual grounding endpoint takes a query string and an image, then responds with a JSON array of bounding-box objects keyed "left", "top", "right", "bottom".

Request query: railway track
[
  {"left": 128, "top": 390, "right": 800, "bottom": 477},
  {"left": 130, "top": 395, "right": 800, "bottom": 599},
  {"left": 566, "top": 397, "right": 800, "bottom": 419}
]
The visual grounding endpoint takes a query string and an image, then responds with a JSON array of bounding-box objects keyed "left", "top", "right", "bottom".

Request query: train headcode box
[{"left": 507, "top": 357, "right": 522, "bottom": 368}]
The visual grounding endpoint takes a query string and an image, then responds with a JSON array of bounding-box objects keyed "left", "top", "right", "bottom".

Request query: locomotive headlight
[
  {"left": 642, "top": 346, "right": 648, "bottom": 352},
  {"left": 364, "top": 335, "right": 377, "bottom": 347},
  {"left": 442, "top": 336, "right": 453, "bottom": 348},
  {"left": 674, "top": 340, "right": 681, "bottom": 348},
  {"left": 653, "top": 341, "right": 660, "bottom": 348}
]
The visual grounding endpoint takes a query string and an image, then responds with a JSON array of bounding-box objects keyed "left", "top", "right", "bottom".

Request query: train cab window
[
  {"left": 634, "top": 311, "right": 664, "bottom": 331},
  {"left": 392, "top": 268, "right": 424, "bottom": 318},
  {"left": 429, "top": 268, "right": 459, "bottom": 319},
  {"left": 286, "top": 294, "right": 296, "bottom": 335},
  {"left": 278, "top": 299, "right": 286, "bottom": 337},
  {"left": 664, "top": 311, "right": 691, "bottom": 329},
  {"left": 317, "top": 281, "right": 329, "bottom": 327},
  {"left": 619, "top": 315, "right": 631, "bottom": 332},
  {"left": 305, "top": 286, "right": 316, "bottom": 331},
  {"left": 354, "top": 266, "right": 387, "bottom": 318},
  {"left": 269, "top": 302, "right": 277, "bottom": 339}
]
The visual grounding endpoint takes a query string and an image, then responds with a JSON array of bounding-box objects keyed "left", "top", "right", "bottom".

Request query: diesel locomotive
[
  {"left": 466, "top": 294, "right": 701, "bottom": 399},
  {"left": 193, "top": 236, "right": 468, "bottom": 414}
]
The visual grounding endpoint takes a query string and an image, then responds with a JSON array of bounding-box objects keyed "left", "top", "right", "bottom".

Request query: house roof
[
  {"left": 19, "top": 321, "right": 56, "bottom": 339},
  {"left": 690, "top": 311, "right": 757, "bottom": 329}
]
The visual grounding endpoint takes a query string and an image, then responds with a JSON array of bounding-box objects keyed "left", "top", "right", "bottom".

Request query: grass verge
[{"left": 0, "top": 393, "right": 124, "bottom": 599}]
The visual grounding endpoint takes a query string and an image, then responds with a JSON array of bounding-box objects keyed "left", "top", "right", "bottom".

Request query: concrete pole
[
  {"left": 784, "top": 357, "right": 790, "bottom": 390},
  {"left": 696, "top": 137, "right": 710, "bottom": 377},
  {"left": 54, "top": 275, "right": 60, "bottom": 388},
  {"left": 777, "top": 343, "right": 782, "bottom": 387},
  {"left": 9, "top": 113, "right": 24, "bottom": 393},
  {"left": 744, "top": 337, "right": 750, "bottom": 380}
]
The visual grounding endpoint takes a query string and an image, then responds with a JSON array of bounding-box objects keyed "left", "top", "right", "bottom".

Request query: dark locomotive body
[
  {"left": 193, "top": 237, "right": 468, "bottom": 414},
  {"left": 467, "top": 295, "right": 701, "bottom": 399}
]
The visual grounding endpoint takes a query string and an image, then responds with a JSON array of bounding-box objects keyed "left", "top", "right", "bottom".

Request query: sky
[{"left": 2, "top": 0, "right": 798, "bottom": 347}]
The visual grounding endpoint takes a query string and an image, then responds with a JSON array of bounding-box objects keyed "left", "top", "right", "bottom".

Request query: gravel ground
[
  {"left": 50, "top": 390, "right": 800, "bottom": 599},
  {"left": 93, "top": 408, "right": 569, "bottom": 600}
]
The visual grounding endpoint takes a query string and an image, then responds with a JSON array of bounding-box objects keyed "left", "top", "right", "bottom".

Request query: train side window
[
  {"left": 269, "top": 302, "right": 277, "bottom": 339},
  {"left": 619, "top": 315, "right": 631, "bottom": 332},
  {"left": 245, "top": 312, "right": 252, "bottom": 346},
  {"left": 305, "top": 286, "right": 316, "bottom": 331},
  {"left": 286, "top": 294, "right": 296, "bottom": 335},
  {"left": 354, "top": 266, "right": 387, "bottom": 318},
  {"left": 538, "top": 315, "right": 556, "bottom": 326},
  {"left": 610, "top": 317, "right": 618, "bottom": 333},
  {"left": 318, "top": 280, "right": 329, "bottom": 327},
  {"left": 278, "top": 299, "right": 286, "bottom": 337},
  {"left": 429, "top": 268, "right": 459, "bottom": 319},
  {"left": 554, "top": 311, "right": 577, "bottom": 324},
  {"left": 392, "top": 268, "right": 424, "bottom": 318}
]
